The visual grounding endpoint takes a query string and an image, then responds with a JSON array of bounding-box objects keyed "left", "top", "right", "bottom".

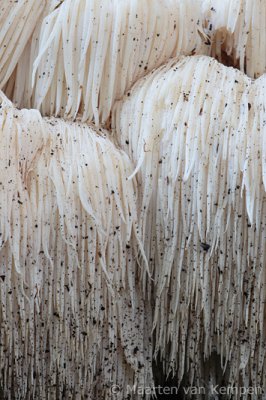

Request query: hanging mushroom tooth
[
  {"left": 6, "top": 0, "right": 210, "bottom": 126},
  {"left": 252, "top": 74, "right": 266, "bottom": 191},
  {"left": 112, "top": 55, "right": 266, "bottom": 393}
]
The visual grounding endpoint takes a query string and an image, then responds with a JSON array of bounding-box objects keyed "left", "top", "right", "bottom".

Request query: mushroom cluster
[{"left": 0, "top": 1, "right": 265, "bottom": 399}]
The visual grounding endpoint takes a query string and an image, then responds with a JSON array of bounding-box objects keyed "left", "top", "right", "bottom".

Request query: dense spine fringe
[
  {"left": 113, "top": 55, "right": 266, "bottom": 398},
  {"left": 5, "top": 0, "right": 207, "bottom": 125},
  {"left": 0, "top": 92, "right": 152, "bottom": 399}
]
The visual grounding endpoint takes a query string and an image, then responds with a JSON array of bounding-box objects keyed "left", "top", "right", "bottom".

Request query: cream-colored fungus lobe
[
  {"left": 0, "top": 91, "right": 152, "bottom": 399},
  {"left": 112, "top": 55, "right": 266, "bottom": 397},
  {"left": 5, "top": 0, "right": 208, "bottom": 126}
]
